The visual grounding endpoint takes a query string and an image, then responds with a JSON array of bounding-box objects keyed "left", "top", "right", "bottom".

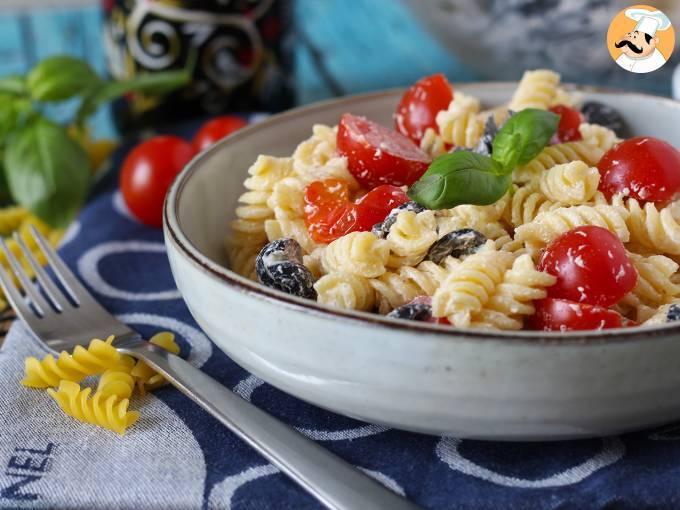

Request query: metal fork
[{"left": 0, "top": 226, "right": 418, "bottom": 510}]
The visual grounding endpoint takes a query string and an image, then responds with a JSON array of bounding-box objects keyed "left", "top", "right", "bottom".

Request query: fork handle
[{"left": 123, "top": 342, "right": 419, "bottom": 510}]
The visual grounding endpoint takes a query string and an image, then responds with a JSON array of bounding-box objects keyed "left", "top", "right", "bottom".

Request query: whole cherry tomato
[
  {"left": 538, "top": 226, "right": 637, "bottom": 307},
  {"left": 394, "top": 73, "right": 453, "bottom": 143},
  {"left": 598, "top": 137, "right": 680, "bottom": 204},
  {"left": 337, "top": 114, "right": 431, "bottom": 188},
  {"left": 304, "top": 179, "right": 409, "bottom": 243},
  {"left": 192, "top": 115, "right": 248, "bottom": 152},
  {"left": 549, "top": 105, "right": 583, "bottom": 144},
  {"left": 120, "top": 136, "right": 195, "bottom": 227},
  {"left": 528, "top": 298, "right": 628, "bottom": 331}
]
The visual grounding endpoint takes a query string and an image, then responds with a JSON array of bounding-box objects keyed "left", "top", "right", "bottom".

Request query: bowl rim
[{"left": 164, "top": 82, "right": 680, "bottom": 345}]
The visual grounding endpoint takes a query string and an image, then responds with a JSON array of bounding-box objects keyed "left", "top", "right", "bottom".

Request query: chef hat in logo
[{"left": 625, "top": 8, "right": 672, "bottom": 37}]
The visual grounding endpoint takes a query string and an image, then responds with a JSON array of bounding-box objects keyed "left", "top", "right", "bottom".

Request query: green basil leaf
[
  {"left": 492, "top": 108, "right": 560, "bottom": 169},
  {"left": 408, "top": 151, "right": 511, "bottom": 209},
  {"left": 0, "top": 75, "right": 27, "bottom": 96},
  {"left": 27, "top": 55, "right": 101, "bottom": 102},
  {"left": 4, "top": 118, "right": 91, "bottom": 227}
]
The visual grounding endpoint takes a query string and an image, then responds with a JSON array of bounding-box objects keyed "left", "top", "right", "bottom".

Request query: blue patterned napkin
[{"left": 1, "top": 121, "right": 680, "bottom": 510}]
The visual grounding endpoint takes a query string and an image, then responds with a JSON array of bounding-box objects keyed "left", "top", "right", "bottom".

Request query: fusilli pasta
[
  {"left": 386, "top": 210, "right": 438, "bottom": 267},
  {"left": 322, "top": 232, "right": 389, "bottom": 278},
  {"left": 513, "top": 140, "right": 606, "bottom": 184},
  {"left": 47, "top": 370, "right": 139, "bottom": 435},
  {"left": 538, "top": 161, "right": 600, "bottom": 205},
  {"left": 436, "top": 92, "right": 485, "bottom": 148},
  {"left": 314, "top": 273, "right": 376, "bottom": 311},
  {"left": 432, "top": 250, "right": 516, "bottom": 326},
  {"left": 612, "top": 196, "right": 680, "bottom": 255},
  {"left": 508, "top": 69, "right": 560, "bottom": 112}
]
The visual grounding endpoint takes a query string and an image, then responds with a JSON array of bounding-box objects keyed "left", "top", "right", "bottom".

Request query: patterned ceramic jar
[{"left": 103, "top": 0, "right": 294, "bottom": 132}]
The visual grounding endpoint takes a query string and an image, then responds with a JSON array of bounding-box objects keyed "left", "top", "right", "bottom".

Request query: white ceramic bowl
[{"left": 164, "top": 84, "right": 680, "bottom": 441}]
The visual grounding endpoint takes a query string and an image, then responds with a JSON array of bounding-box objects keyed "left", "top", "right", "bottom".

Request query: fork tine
[
  {"left": 13, "top": 232, "right": 67, "bottom": 312},
  {"left": 0, "top": 238, "right": 50, "bottom": 316},
  {"left": 0, "top": 259, "right": 36, "bottom": 322},
  {"left": 28, "top": 225, "right": 93, "bottom": 306}
]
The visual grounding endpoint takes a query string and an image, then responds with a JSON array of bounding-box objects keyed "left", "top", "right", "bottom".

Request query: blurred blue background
[{"left": 1, "top": 0, "right": 677, "bottom": 138}]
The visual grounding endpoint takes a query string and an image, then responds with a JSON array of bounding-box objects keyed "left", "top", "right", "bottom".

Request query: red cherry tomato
[
  {"left": 598, "top": 137, "right": 680, "bottom": 204},
  {"left": 120, "top": 136, "right": 195, "bottom": 227},
  {"left": 528, "top": 298, "right": 627, "bottom": 331},
  {"left": 337, "top": 114, "right": 431, "bottom": 188},
  {"left": 549, "top": 105, "right": 583, "bottom": 143},
  {"left": 394, "top": 73, "right": 453, "bottom": 143},
  {"left": 304, "top": 179, "right": 409, "bottom": 243},
  {"left": 192, "top": 115, "right": 248, "bottom": 152},
  {"left": 538, "top": 226, "right": 637, "bottom": 307}
]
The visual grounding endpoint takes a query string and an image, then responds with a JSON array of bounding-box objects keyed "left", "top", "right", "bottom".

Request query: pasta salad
[{"left": 228, "top": 69, "right": 680, "bottom": 332}]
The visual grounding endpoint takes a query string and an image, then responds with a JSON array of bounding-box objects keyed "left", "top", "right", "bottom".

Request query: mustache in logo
[{"left": 615, "top": 39, "right": 644, "bottom": 54}]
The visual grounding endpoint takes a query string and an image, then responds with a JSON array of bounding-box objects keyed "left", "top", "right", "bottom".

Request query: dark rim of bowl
[{"left": 164, "top": 83, "right": 680, "bottom": 345}]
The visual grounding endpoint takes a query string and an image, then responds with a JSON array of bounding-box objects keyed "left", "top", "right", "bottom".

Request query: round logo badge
[{"left": 607, "top": 4, "right": 675, "bottom": 74}]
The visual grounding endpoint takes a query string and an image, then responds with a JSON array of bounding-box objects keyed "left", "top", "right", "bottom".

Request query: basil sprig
[
  {"left": 408, "top": 109, "right": 559, "bottom": 210},
  {"left": 0, "top": 54, "right": 193, "bottom": 227}
]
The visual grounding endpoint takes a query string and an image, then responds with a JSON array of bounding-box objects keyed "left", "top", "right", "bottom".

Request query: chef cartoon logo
[{"left": 607, "top": 5, "right": 674, "bottom": 74}]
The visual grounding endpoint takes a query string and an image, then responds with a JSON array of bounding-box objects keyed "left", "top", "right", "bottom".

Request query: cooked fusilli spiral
[
  {"left": 432, "top": 250, "right": 516, "bottom": 326},
  {"left": 22, "top": 335, "right": 135, "bottom": 388},
  {"left": 303, "top": 246, "right": 327, "bottom": 280},
  {"left": 513, "top": 140, "right": 606, "bottom": 184},
  {"left": 508, "top": 69, "right": 560, "bottom": 112},
  {"left": 503, "top": 185, "right": 559, "bottom": 227},
  {"left": 618, "top": 253, "right": 680, "bottom": 322},
  {"left": 514, "top": 204, "right": 630, "bottom": 247},
  {"left": 469, "top": 254, "right": 556, "bottom": 330},
  {"left": 579, "top": 123, "right": 620, "bottom": 152},
  {"left": 322, "top": 231, "right": 389, "bottom": 278},
  {"left": 436, "top": 92, "right": 485, "bottom": 148},
  {"left": 264, "top": 218, "right": 318, "bottom": 255},
  {"left": 229, "top": 156, "right": 294, "bottom": 277},
  {"left": 612, "top": 196, "right": 680, "bottom": 255},
  {"left": 419, "top": 127, "right": 447, "bottom": 158},
  {"left": 386, "top": 210, "right": 438, "bottom": 267},
  {"left": 371, "top": 260, "right": 452, "bottom": 313},
  {"left": 266, "top": 176, "right": 306, "bottom": 221},
  {"left": 47, "top": 370, "right": 139, "bottom": 435},
  {"left": 292, "top": 124, "right": 358, "bottom": 189},
  {"left": 538, "top": 161, "right": 600, "bottom": 205},
  {"left": 315, "top": 273, "right": 376, "bottom": 311}
]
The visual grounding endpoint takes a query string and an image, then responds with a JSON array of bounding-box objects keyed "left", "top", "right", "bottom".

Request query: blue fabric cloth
[{"left": 2, "top": 119, "right": 680, "bottom": 510}]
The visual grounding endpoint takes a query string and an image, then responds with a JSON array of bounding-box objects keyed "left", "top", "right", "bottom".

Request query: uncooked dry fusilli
[
  {"left": 129, "top": 332, "right": 181, "bottom": 393},
  {"left": 48, "top": 370, "right": 139, "bottom": 435},
  {"left": 22, "top": 335, "right": 135, "bottom": 388}
]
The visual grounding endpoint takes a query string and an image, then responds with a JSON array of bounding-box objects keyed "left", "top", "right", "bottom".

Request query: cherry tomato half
[
  {"left": 598, "top": 137, "right": 680, "bottom": 204},
  {"left": 304, "top": 179, "right": 409, "bottom": 243},
  {"left": 337, "top": 113, "right": 431, "bottom": 188},
  {"left": 120, "top": 135, "right": 195, "bottom": 227},
  {"left": 528, "top": 298, "right": 628, "bottom": 331},
  {"left": 192, "top": 115, "right": 248, "bottom": 152},
  {"left": 549, "top": 105, "right": 583, "bottom": 144},
  {"left": 538, "top": 226, "right": 636, "bottom": 307},
  {"left": 394, "top": 73, "right": 453, "bottom": 143}
]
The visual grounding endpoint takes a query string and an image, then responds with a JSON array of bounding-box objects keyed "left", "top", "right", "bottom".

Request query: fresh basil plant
[{"left": 0, "top": 54, "right": 193, "bottom": 228}]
